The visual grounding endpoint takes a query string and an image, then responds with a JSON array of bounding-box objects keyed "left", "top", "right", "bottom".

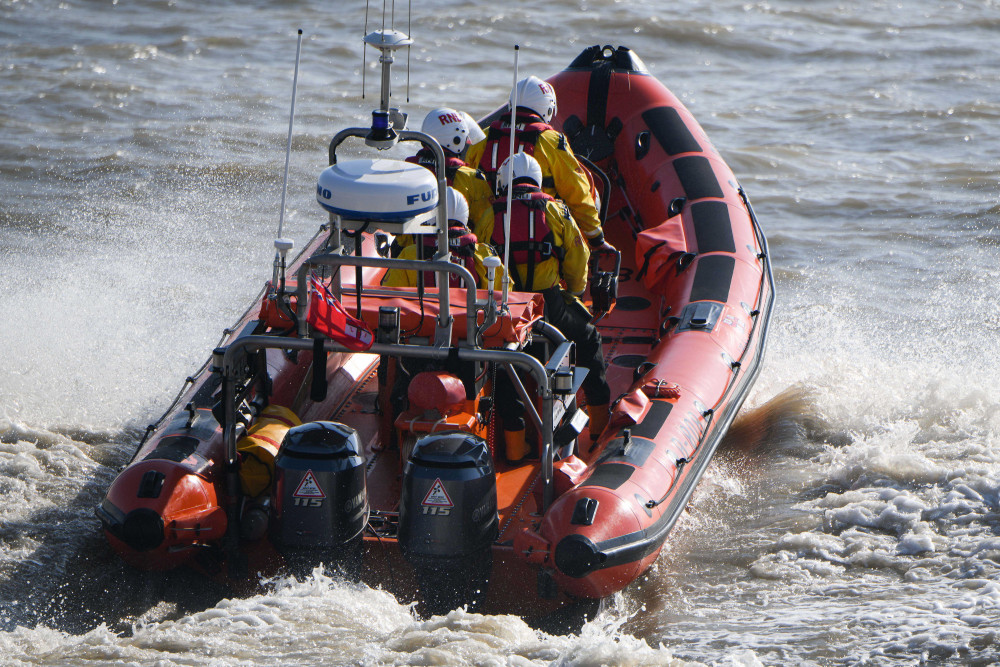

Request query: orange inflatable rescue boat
[{"left": 97, "top": 36, "right": 774, "bottom": 620}]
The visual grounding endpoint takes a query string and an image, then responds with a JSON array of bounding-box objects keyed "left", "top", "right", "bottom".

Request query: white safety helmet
[
  {"left": 497, "top": 152, "right": 543, "bottom": 194},
  {"left": 460, "top": 111, "right": 486, "bottom": 145},
  {"left": 421, "top": 107, "right": 469, "bottom": 155},
  {"left": 445, "top": 186, "right": 470, "bottom": 225},
  {"left": 510, "top": 75, "right": 557, "bottom": 124}
]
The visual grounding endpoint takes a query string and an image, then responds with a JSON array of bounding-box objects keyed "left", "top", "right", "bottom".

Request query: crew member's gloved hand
[{"left": 592, "top": 239, "right": 617, "bottom": 254}]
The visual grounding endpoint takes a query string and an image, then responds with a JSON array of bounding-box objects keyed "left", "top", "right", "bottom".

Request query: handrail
[
  {"left": 219, "top": 333, "right": 553, "bottom": 483},
  {"left": 294, "top": 253, "right": 480, "bottom": 345},
  {"left": 215, "top": 312, "right": 574, "bottom": 569}
]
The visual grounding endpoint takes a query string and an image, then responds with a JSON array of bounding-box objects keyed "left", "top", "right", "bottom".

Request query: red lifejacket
[
  {"left": 491, "top": 186, "right": 565, "bottom": 291},
  {"left": 478, "top": 112, "right": 553, "bottom": 189},
  {"left": 418, "top": 225, "right": 479, "bottom": 288},
  {"left": 406, "top": 149, "right": 466, "bottom": 184}
]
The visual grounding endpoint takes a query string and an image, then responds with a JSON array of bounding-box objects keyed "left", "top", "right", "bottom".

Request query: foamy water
[
  {"left": 2, "top": 570, "right": 724, "bottom": 666},
  {"left": 3, "top": 0, "right": 1000, "bottom": 664}
]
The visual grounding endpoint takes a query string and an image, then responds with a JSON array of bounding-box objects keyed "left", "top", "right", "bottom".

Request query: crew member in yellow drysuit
[
  {"left": 467, "top": 75, "right": 615, "bottom": 254},
  {"left": 382, "top": 187, "right": 500, "bottom": 290},
  {"left": 476, "top": 153, "right": 611, "bottom": 461}
]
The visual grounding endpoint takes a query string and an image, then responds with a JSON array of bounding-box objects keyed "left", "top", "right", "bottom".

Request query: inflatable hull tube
[{"left": 517, "top": 46, "right": 773, "bottom": 598}]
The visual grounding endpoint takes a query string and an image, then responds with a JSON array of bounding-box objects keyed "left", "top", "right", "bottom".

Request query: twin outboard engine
[
  {"left": 398, "top": 431, "right": 497, "bottom": 613},
  {"left": 271, "top": 421, "right": 369, "bottom": 577}
]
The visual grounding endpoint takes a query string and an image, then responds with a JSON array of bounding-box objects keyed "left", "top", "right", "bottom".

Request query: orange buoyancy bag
[
  {"left": 419, "top": 225, "right": 479, "bottom": 288},
  {"left": 490, "top": 188, "right": 565, "bottom": 292},
  {"left": 479, "top": 115, "right": 551, "bottom": 188},
  {"left": 237, "top": 404, "right": 302, "bottom": 497},
  {"left": 633, "top": 217, "right": 688, "bottom": 295}
]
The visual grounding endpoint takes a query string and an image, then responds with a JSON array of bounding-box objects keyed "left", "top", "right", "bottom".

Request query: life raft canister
[
  {"left": 237, "top": 404, "right": 302, "bottom": 497},
  {"left": 491, "top": 188, "right": 564, "bottom": 291},
  {"left": 480, "top": 116, "right": 552, "bottom": 189},
  {"left": 407, "top": 370, "right": 468, "bottom": 415}
]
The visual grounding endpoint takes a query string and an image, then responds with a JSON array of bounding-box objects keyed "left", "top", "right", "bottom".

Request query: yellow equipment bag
[{"left": 237, "top": 404, "right": 301, "bottom": 497}]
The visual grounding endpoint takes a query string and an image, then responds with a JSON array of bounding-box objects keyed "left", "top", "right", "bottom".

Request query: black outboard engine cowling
[
  {"left": 271, "top": 421, "right": 368, "bottom": 577},
  {"left": 398, "top": 431, "right": 497, "bottom": 614}
]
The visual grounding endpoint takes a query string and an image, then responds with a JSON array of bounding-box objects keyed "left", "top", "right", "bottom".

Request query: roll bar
[
  {"left": 295, "top": 253, "right": 480, "bottom": 346},
  {"left": 218, "top": 333, "right": 568, "bottom": 511}
]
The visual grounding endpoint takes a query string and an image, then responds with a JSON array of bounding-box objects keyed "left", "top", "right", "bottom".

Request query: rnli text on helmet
[{"left": 437, "top": 112, "right": 462, "bottom": 125}]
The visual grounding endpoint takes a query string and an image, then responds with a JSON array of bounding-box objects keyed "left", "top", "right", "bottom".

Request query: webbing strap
[
  {"left": 508, "top": 238, "right": 526, "bottom": 292},
  {"left": 484, "top": 125, "right": 543, "bottom": 177},
  {"left": 526, "top": 209, "right": 537, "bottom": 291},
  {"left": 634, "top": 240, "right": 668, "bottom": 283}
]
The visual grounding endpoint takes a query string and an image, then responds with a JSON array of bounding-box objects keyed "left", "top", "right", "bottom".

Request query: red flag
[{"left": 306, "top": 275, "right": 374, "bottom": 351}]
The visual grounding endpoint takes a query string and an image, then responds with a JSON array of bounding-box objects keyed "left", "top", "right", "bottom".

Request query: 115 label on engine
[{"left": 421, "top": 506, "right": 450, "bottom": 515}]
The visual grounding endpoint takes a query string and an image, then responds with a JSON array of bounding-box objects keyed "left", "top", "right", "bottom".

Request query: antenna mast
[
  {"left": 501, "top": 45, "right": 520, "bottom": 308},
  {"left": 272, "top": 29, "right": 303, "bottom": 292},
  {"left": 362, "top": 28, "right": 411, "bottom": 149}
]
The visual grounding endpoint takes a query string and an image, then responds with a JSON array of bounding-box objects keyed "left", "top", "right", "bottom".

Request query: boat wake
[
  {"left": 14, "top": 372, "right": 995, "bottom": 664},
  {"left": 719, "top": 385, "right": 821, "bottom": 456},
  {"left": 1, "top": 564, "right": 736, "bottom": 666},
  {"left": 0, "top": 417, "right": 218, "bottom": 635},
  {"left": 613, "top": 316, "right": 1000, "bottom": 663}
]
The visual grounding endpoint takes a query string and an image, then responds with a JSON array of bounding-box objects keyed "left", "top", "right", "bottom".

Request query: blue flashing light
[{"left": 371, "top": 110, "right": 389, "bottom": 130}]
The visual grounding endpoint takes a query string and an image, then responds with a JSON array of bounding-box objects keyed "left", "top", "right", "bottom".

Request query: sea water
[{"left": 2, "top": 0, "right": 999, "bottom": 664}]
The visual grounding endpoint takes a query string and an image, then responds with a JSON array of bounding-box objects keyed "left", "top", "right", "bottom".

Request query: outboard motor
[
  {"left": 271, "top": 421, "right": 369, "bottom": 577},
  {"left": 398, "top": 431, "right": 497, "bottom": 614}
]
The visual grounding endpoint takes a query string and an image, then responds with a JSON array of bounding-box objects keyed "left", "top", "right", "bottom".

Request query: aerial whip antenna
[
  {"left": 501, "top": 44, "right": 520, "bottom": 308},
  {"left": 271, "top": 29, "right": 303, "bottom": 292},
  {"left": 406, "top": 0, "right": 412, "bottom": 101},
  {"left": 362, "top": 1, "right": 370, "bottom": 98}
]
